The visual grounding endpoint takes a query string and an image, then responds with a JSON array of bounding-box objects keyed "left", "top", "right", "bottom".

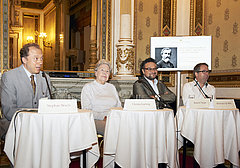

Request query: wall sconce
[
  {"left": 59, "top": 33, "right": 64, "bottom": 42},
  {"left": 39, "top": 32, "right": 52, "bottom": 49},
  {"left": 27, "top": 36, "right": 34, "bottom": 43}
]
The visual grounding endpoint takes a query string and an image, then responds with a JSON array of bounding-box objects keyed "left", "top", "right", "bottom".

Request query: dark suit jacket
[
  {"left": 157, "top": 60, "right": 174, "bottom": 68},
  {"left": 133, "top": 77, "right": 176, "bottom": 108},
  {"left": 0, "top": 65, "right": 51, "bottom": 139}
]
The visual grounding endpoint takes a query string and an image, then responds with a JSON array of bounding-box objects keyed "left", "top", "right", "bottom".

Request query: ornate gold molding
[
  {"left": 106, "top": 0, "right": 111, "bottom": 61},
  {"left": 190, "top": 0, "right": 204, "bottom": 36},
  {"left": 208, "top": 72, "right": 240, "bottom": 87},
  {"left": 159, "top": 0, "right": 177, "bottom": 36},
  {"left": 116, "top": 47, "right": 135, "bottom": 73},
  {"left": 158, "top": 71, "right": 175, "bottom": 87}
]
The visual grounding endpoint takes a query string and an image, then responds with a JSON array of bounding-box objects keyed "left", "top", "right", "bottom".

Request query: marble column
[
  {"left": 116, "top": 0, "right": 135, "bottom": 76},
  {"left": 88, "top": 0, "right": 98, "bottom": 71}
]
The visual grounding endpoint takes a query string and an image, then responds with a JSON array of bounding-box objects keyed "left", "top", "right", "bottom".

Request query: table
[
  {"left": 4, "top": 109, "right": 100, "bottom": 168},
  {"left": 176, "top": 106, "right": 240, "bottom": 168},
  {"left": 103, "top": 107, "right": 178, "bottom": 168}
]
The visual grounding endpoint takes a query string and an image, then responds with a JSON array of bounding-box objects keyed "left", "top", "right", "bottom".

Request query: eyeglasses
[
  {"left": 197, "top": 70, "right": 209, "bottom": 73},
  {"left": 144, "top": 68, "right": 157, "bottom": 71},
  {"left": 32, "top": 57, "right": 43, "bottom": 63}
]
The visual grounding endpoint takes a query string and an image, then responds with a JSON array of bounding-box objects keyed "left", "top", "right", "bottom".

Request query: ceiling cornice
[{"left": 21, "top": 0, "right": 51, "bottom": 9}]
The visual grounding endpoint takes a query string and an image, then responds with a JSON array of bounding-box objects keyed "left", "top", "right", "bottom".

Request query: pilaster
[{"left": 88, "top": 0, "right": 98, "bottom": 71}]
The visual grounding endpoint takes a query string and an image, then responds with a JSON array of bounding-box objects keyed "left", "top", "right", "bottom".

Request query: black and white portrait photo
[{"left": 155, "top": 47, "right": 177, "bottom": 69}]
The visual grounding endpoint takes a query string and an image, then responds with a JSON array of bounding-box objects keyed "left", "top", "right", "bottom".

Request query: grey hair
[
  {"left": 94, "top": 59, "right": 112, "bottom": 72},
  {"left": 160, "top": 47, "right": 171, "bottom": 56}
]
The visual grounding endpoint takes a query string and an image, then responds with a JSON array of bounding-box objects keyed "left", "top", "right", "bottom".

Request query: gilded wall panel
[
  {"left": 106, "top": 0, "right": 111, "bottom": 61},
  {"left": 44, "top": 8, "right": 56, "bottom": 70},
  {"left": 190, "top": 0, "right": 204, "bottom": 36},
  {"left": 205, "top": 0, "right": 240, "bottom": 73},
  {"left": 101, "top": 0, "right": 107, "bottom": 59},
  {"left": 23, "top": 15, "right": 38, "bottom": 45},
  {"left": 99, "top": 0, "right": 112, "bottom": 62},
  {"left": 135, "top": 0, "right": 159, "bottom": 73}
]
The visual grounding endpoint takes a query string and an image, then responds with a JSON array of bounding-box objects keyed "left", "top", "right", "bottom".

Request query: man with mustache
[
  {"left": 133, "top": 58, "right": 176, "bottom": 110},
  {"left": 157, "top": 47, "right": 174, "bottom": 68},
  {"left": 0, "top": 43, "right": 51, "bottom": 140}
]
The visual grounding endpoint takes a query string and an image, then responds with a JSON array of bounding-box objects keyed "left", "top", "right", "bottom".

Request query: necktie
[{"left": 30, "top": 75, "right": 36, "bottom": 95}]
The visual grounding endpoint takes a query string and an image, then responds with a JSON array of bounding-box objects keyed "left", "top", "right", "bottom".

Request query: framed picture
[
  {"left": 158, "top": 71, "right": 175, "bottom": 87},
  {"left": 151, "top": 36, "right": 212, "bottom": 71},
  {"left": 155, "top": 47, "right": 177, "bottom": 69}
]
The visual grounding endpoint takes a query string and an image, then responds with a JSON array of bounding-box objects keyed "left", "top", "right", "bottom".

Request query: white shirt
[
  {"left": 144, "top": 77, "right": 159, "bottom": 95},
  {"left": 182, "top": 80, "right": 216, "bottom": 106},
  {"left": 81, "top": 80, "right": 122, "bottom": 120}
]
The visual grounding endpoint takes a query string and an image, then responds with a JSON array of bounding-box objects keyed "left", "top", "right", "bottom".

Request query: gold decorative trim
[
  {"left": 159, "top": 0, "right": 176, "bottom": 36},
  {"left": 116, "top": 48, "right": 135, "bottom": 72},
  {"left": 134, "top": 0, "right": 137, "bottom": 74},
  {"left": 172, "top": 0, "right": 177, "bottom": 35},
  {"left": 190, "top": 0, "right": 205, "bottom": 36},
  {"left": 208, "top": 72, "right": 240, "bottom": 87},
  {"left": 158, "top": 71, "right": 175, "bottom": 87},
  {"left": 107, "top": 0, "right": 111, "bottom": 61}
]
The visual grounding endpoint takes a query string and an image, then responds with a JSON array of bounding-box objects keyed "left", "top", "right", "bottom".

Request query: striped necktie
[{"left": 30, "top": 75, "right": 36, "bottom": 95}]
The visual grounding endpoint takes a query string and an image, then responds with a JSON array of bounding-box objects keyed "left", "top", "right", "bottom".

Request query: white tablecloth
[
  {"left": 103, "top": 107, "right": 178, "bottom": 168},
  {"left": 4, "top": 110, "right": 100, "bottom": 168},
  {"left": 177, "top": 106, "right": 240, "bottom": 168}
]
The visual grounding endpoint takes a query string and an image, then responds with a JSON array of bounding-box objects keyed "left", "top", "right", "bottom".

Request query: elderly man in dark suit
[
  {"left": 0, "top": 43, "right": 51, "bottom": 140},
  {"left": 133, "top": 58, "right": 176, "bottom": 109}
]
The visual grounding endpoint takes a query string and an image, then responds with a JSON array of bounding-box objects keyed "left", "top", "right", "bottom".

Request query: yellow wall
[
  {"left": 205, "top": 0, "right": 240, "bottom": 72},
  {"left": 135, "top": 0, "right": 160, "bottom": 73},
  {"left": 44, "top": 8, "right": 56, "bottom": 70},
  {"left": 23, "top": 16, "right": 36, "bottom": 45}
]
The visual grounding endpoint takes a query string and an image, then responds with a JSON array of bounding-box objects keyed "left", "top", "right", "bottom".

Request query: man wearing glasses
[
  {"left": 133, "top": 58, "right": 176, "bottom": 110},
  {"left": 0, "top": 43, "right": 51, "bottom": 140},
  {"left": 182, "top": 63, "right": 215, "bottom": 105}
]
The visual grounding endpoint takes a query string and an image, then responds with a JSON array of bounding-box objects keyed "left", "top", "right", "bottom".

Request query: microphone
[
  {"left": 194, "top": 79, "right": 210, "bottom": 99},
  {"left": 186, "top": 76, "right": 211, "bottom": 99},
  {"left": 42, "top": 71, "right": 53, "bottom": 99}
]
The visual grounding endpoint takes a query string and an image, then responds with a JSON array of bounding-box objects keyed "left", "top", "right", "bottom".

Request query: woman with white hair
[{"left": 81, "top": 59, "right": 121, "bottom": 135}]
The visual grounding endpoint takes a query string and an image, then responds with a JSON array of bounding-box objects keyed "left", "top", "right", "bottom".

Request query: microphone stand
[
  {"left": 137, "top": 79, "right": 171, "bottom": 109},
  {"left": 42, "top": 71, "right": 53, "bottom": 99},
  {"left": 193, "top": 79, "right": 210, "bottom": 99}
]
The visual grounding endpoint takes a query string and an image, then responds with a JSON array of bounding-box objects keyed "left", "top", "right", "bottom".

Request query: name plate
[
  {"left": 123, "top": 99, "right": 157, "bottom": 110},
  {"left": 38, "top": 99, "right": 78, "bottom": 114},
  {"left": 212, "top": 99, "right": 236, "bottom": 109},
  {"left": 187, "top": 99, "right": 210, "bottom": 109}
]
